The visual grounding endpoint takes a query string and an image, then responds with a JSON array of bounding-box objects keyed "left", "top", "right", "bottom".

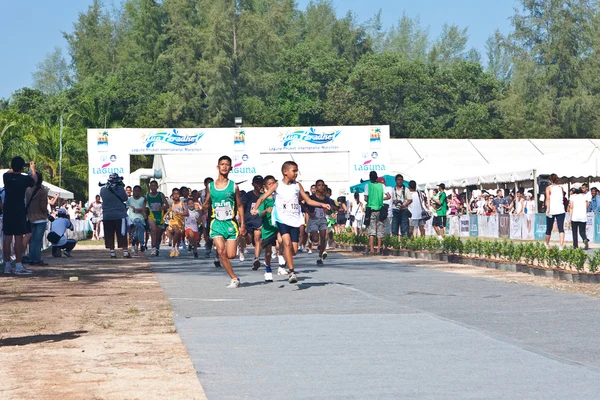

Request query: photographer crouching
[
  {"left": 100, "top": 173, "right": 131, "bottom": 258},
  {"left": 48, "top": 208, "right": 77, "bottom": 257}
]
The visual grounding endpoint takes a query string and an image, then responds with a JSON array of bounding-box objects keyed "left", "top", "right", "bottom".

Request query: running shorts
[
  {"left": 261, "top": 234, "right": 278, "bottom": 248},
  {"left": 245, "top": 218, "right": 262, "bottom": 233},
  {"left": 210, "top": 219, "right": 239, "bottom": 241},
  {"left": 432, "top": 216, "right": 447, "bottom": 228},
  {"left": 307, "top": 218, "right": 328, "bottom": 233},
  {"left": 276, "top": 222, "right": 300, "bottom": 243},
  {"left": 185, "top": 228, "right": 200, "bottom": 242}
]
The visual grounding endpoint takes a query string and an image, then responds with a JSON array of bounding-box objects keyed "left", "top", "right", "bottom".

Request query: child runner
[
  {"left": 127, "top": 185, "right": 147, "bottom": 256},
  {"left": 90, "top": 195, "right": 103, "bottom": 241},
  {"left": 256, "top": 175, "right": 284, "bottom": 282},
  {"left": 252, "top": 161, "right": 330, "bottom": 284},
  {"left": 307, "top": 179, "right": 334, "bottom": 266},
  {"left": 167, "top": 188, "right": 188, "bottom": 257},
  {"left": 146, "top": 180, "right": 169, "bottom": 256},
  {"left": 203, "top": 156, "right": 246, "bottom": 288},
  {"left": 185, "top": 198, "right": 201, "bottom": 258},
  {"left": 240, "top": 175, "right": 264, "bottom": 269},
  {"left": 200, "top": 177, "right": 215, "bottom": 259}
]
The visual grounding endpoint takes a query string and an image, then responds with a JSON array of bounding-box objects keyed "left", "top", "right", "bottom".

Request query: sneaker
[
  {"left": 170, "top": 249, "right": 176, "bottom": 257},
  {"left": 264, "top": 272, "right": 273, "bottom": 282},
  {"left": 214, "top": 258, "right": 222, "bottom": 268},
  {"left": 227, "top": 278, "right": 241, "bottom": 288},
  {"left": 140, "top": 245, "right": 146, "bottom": 252},
  {"left": 558, "top": 246, "right": 564, "bottom": 251},
  {"left": 155, "top": 250, "right": 160, "bottom": 257},
  {"left": 297, "top": 246, "right": 304, "bottom": 253},
  {"left": 277, "top": 266, "right": 289, "bottom": 276},
  {"left": 252, "top": 258, "right": 261, "bottom": 271},
  {"left": 205, "top": 251, "right": 211, "bottom": 258},
  {"left": 193, "top": 251, "right": 199, "bottom": 259},
  {"left": 13, "top": 265, "right": 33, "bottom": 275},
  {"left": 123, "top": 250, "right": 132, "bottom": 258},
  {"left": 150, "top": 248, "right": 157, "bottom": 256},
  {"left": 363, "top": 250, "right": 371, "bottom": 256},
  {"left": 316, "top": 258, "right": 324, "bottom": 266},
  {"left": 307, "top": 248, "right": 313, "bottom": 254},
  {"left": 110, "top": 250, "right": 117, "bottom": 259},
  {"left": 173, "top": 248, "right": 180, "bottom": 257},
  {"left": 288, "top": 272, "right": 298, "bottom": 284},
  {"left": 584, "top": 240, "right": 590, "bottom": 250},
  {"left": 322, "top": 252, "right": 328, "bottom": 260},
  {"left": 133, "top": 248, "right": 139, "bottom": 257},
  {"left": 188, "top": 245, "right": 192, "bottom": 253},
  {"left": 3, "top": 263, "right": 13, "bottom": 275},
  {"left": 63, "top": 250, "right": 72, "bottom": 258},
  {"left": 278, "top": 255, "right": 285, "bottom": 266},
  {"left": 239, "top": 252, "right": 245, "bottom": 262}
]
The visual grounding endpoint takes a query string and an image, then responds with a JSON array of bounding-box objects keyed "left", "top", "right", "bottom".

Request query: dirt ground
[
  {"left": 0, "top": 244, "right": 206, "bottom": 400},
  {"left": 341, "top": 251, "right": 600, "bottom": 298}
]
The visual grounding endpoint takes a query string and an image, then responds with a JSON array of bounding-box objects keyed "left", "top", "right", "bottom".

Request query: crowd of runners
[{"left": 88, "top": 156, "right": 349, "bottom": 288}]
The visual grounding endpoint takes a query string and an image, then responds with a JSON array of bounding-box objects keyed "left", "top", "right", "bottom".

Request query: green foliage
[{"left": 588, "top": 250, "right": 600, "bottom": 273}]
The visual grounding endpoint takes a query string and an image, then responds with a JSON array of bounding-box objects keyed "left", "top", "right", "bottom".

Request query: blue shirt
[{"left": 589, "top": 194, "right": 600, "bottom": 213}]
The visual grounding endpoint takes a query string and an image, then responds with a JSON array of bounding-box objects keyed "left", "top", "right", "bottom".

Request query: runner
[
  {"left": 202, "top": 156, "right": 246, "bottom": 288},
  {"left": 240, "top": 175, "right": 264, "bottom": 268},
  {"left": 432, "top": 183, "right": 448, "bottom": 239},
  {"left": 307, "top": 180, "right": 335, "bottom": 266},
  {"left": 146, "top": 180, "right": 169, "bottom": 256},
  {"left": 166, "top": 188, "right": 188, "bottom": 257},
  {"left": 252, "top": 161, "right": 330, "bottom": 284},
  {"left": 127, "top": 185, "right": 147, "bottom": 256},
  {"left": 185, "top": 198, "right": 201, "bottom": 258},
  {"left": 257, "top": 175, "right": 287, "bottom": 282},
  {"left": 90, "top": 194, "right": 103, "bottom": 241},
  {"left": 200, "top": 177, "right": 215, "bottom": 259}
]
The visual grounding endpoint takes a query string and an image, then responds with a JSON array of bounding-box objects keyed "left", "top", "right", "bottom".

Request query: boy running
[
  {"left": 307, "top": 179, "right": 334, "bottom": 266},
  {"left": 257, "top": 175, "right": 283, "bottom": 282},
  {"left": 252, "top": 161, "right": 330, "bottom": 284},
  {"left": 185, "top": 198, "right": 201, "bottom": 258},
  {"left": 146, "top": 180, "right": 169, "bottom": 256},
  {"left": 203, "top": 156, "right": 246, "bottom": 288},
  {"left": 127, "top": 185, "right": 147, "bottom": 256},
  {"left": 167, "top": 188, "right": 189, "bottom": 257},
  {"left": 240, "top": 175, "right": 264, "bottom": 268}
]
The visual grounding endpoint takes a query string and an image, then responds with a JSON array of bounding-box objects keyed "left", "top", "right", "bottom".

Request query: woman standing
[
  {"left": 569, "top": 188, "right": 590, "bottom": 249},
  {"left": 26, "top": 172, "right": 49, "bottom": 265},
  {"left": 545, "top": 173, "right": 566, "bottom": 250},
  {"left": 349, "top": 192, "right": 364, "bottom": 236},
  {"left": 408, "top": 181, "right": 426, "bottom": 237},
  {"left": 513, "top": 192, "right": 524, "bottom": 215}
]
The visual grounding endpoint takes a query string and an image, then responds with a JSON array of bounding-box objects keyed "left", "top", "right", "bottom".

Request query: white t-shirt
[
  {"left": 185, "top": 210, "right": 200, "bottom": 232},
  {"left": 408, "top": 191, "right": 423, "bottom": 220},
  {"left": 584, "top": 191, "right": 592, "bottom": 202},
  {"left": 273, "top": 181, "right": 303, "bottom": 227},
  {"left": 51, "top": 217, "right": 73, "bottom": 247},
  {"left": 384, "top": 186, "right": 393, "bottom": 218},
  {"left": 351, "top": 200, "right": 363, "bottom": 218},
  {"left": 571, "top": 193, "right": 588, "bottom": 222}
]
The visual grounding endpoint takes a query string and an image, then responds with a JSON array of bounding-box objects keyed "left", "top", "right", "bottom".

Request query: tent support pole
[{"left": 533, "top": 169, "right": 538, "bottom": 212}]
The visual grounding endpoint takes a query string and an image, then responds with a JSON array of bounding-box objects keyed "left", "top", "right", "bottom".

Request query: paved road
[{"left": 150, "top": 249, "right": 600, "bottom": 399}]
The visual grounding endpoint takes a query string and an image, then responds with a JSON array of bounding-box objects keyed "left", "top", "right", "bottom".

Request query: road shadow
[{"left": 0, "top": 330, "right": 87, "bottom": 347}]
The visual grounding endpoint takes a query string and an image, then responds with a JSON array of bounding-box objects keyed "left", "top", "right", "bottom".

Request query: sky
[{"left": 0, "top": 0, "right": 517, "bottom": 99}]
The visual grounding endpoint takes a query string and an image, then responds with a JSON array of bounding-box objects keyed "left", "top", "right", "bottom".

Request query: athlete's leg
[
  {"left": 318, "top": 229, "right": 327, "bottom": 258},
  {"left": 213, "top": 237, "right": 238, "bottom": 280},
  {"left": 281, "top": 233, "right": 295, "bottom": 272},
  {"left": 253, "top": 229, "right": 261, "bottom": 259}
]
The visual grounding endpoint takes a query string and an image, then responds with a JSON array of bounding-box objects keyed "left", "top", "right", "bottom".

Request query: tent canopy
[{"left": 0, "top": 170, "right": 74, "bottom": 199}]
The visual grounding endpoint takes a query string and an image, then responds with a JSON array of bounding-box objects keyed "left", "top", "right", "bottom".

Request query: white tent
[{"left": 0, "top": 170, "right": 74, "bottom": 199}]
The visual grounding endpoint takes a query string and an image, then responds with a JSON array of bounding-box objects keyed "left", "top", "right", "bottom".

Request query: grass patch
[{"left": 127, "top": 307, "right": 140, "bottom": 314}]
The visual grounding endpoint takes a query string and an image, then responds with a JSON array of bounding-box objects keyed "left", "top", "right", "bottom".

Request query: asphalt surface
[{"left": 149, "top": 248, "right": 600, "bottom": 400}]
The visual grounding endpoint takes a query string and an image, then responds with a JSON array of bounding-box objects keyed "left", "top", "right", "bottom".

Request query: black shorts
[
  {"left": 336, "top": 214, "right": 347, "bottom": 225},
  {"left": 246, "top": 219, "right": 263, "bottom": 233},
  {"left": 276, "top": 222, "right": 300, "bottom": 243},
  {"left": 432, "top": 216, "right": 447, "bottom": 228},
  {"left": 261, "top": 234, "right": 278, "bottom": 248},
  {"left": 3, "top": 212, "right": 28, "bottom": 235}
]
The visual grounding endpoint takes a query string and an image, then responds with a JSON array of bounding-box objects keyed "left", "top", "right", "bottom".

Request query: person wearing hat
[
  {"left": 240, "top": 175, "right": 264, "bottom": 269},
  {"left": 431, "top": 183, "right": 448, "bottom": 239},
  {"left": 50, "top": 208, "right": 77, "bottom": 257},
  {"left": 363, "top": 171, "right": 391, "bottom": 255},
  {"left": 100, "top": 173, "right": 131, "bottom": 258}
]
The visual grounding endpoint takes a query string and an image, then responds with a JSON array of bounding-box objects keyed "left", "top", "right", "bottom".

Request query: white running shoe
[
  {"left": 13, "top": 264, "right": 33, "bottom": 275},
  {"left": 239, "top": 252, "right": 245, "bottom": 262},
  {"left": 278, "top": 255, "right": 285, "bottom": 266},
  {"left": 277, "top": 267, "right": 288, "bottom": 276},
  {"left": 308, "top": 248, "right": 313, "bottom": 254},
  {"left": 288, "top": 272, "right": 298, "bottom": 284},
  {"left": 124, "top": 250, "right": 132, "bottom": 258},
  {"left": 264, "top": 272, "right": 273, "bottom": 282},
  {"left": 227, "top": 278, "right": 241, "bottom": 288},
  {"left": 297, "top": 246, "right": 304, "bottom": 253},
  {"left": 150, "top": 248, "right": 157, "bottom": 256}
]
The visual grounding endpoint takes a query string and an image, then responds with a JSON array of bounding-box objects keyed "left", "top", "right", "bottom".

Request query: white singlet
[
  {"left": 548, "top": 185, "right": 565, "bottom": 216},
  {"left": 185, "top": 210, "right": 200, "bottom": 232},
  {"left": 273, "top": 181, "right": 303, "bottom": 227}
]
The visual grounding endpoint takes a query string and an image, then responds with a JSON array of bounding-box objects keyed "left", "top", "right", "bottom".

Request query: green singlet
[{"left": 209, "top": 180, "right": 239, "bottom": 240}]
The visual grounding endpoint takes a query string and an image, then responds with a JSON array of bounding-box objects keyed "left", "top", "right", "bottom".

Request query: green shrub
[{"left": 588, "top": 250, "right": 600, "bottom": 273}]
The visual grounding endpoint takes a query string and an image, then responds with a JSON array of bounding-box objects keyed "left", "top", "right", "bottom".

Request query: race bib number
[
  {"left": 315, "top": 208, "right": 325, "bottom": 219},
  {"left": 282, "top": 201, "right": 300, "bottom": 215},
  {"left": 151, "top": 203, "right": 162, "bottom": 212},
  {"left": 215, "top": 204, "right": 233, "bottom": 221}
]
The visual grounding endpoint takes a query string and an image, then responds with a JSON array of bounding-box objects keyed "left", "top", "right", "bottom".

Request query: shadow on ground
[{"left": 0, "top": 330, "right": 87, "bottom": 347}]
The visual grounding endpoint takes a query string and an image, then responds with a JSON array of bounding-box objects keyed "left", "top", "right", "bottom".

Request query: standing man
[
  {"left": 363, "top": 171, "right": 390, "bottom": 255},
  {"left": 588, "top": 187, "right": 600, "bottom": 213},
  {"left": 391, "top": 174, "right": 412, "bottom": 237},
  {"left": 100, "top": 173, "right": 130, "bottom": 259},
  {"left": 2, "top": 157, "right": 37, "bottom": 275},
  {"left": 493, "top": 189, "right": 509, "bottom": 214},
  {"left": 582, "top": 183, "right": 592, "bottom": 204},
  {"left": 432, "top": 183, "right": 448, "bottom": 239}
]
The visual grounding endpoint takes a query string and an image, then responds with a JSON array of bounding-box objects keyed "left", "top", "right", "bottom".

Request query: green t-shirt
[
  {"left": 259, "top": 197, "right": 278, "bottom": 239},
  {"left": 366, "top": 182, "right": 384, "bottom": 211},
  {"left": 437, "top": 191, "right": 447, "bottom": 216}
]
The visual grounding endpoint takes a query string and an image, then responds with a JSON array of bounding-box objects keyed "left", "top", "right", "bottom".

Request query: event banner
[
  {"left": 459, "top": 215, "right": 470, "bottom": 237},
  {"left": 469, "top": 215, "right": 478, "bottom": 237},
  {"left": 534, "top": 214, "right": 547, "bottom": 241},
  {"left": 498, "top": 214, "right": 510, "bottom": 239},
  {"left": 595, "top": 213, "right": 600, "bottom": 243}
]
